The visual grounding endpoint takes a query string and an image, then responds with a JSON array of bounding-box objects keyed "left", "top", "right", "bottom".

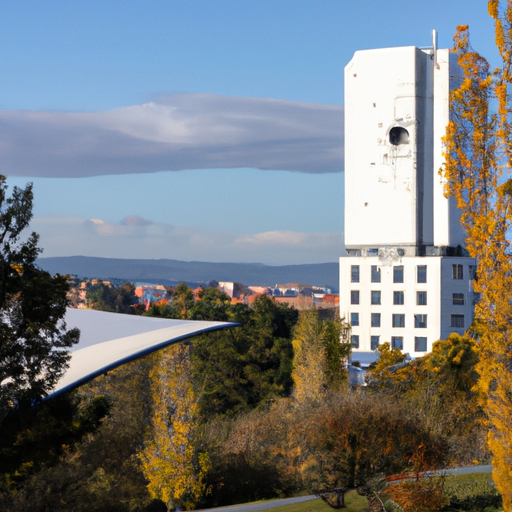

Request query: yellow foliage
[
  {"left": 138, "top": 343, "right": 210, "bottom": 510},
  {"left": 441, "top": 10, "right": 512, "bottom": 510},
  {"left": 489, "top": 0, "right": 499, "bottom": 19},
  {"left": 10, "top": 263, "right": 23, "bottom": 274},
  {"left": 291, "top": 309, "right": 327, "bottom": 403}
]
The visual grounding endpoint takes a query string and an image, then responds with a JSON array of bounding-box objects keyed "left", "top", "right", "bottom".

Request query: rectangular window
[
  {"left": 415, "top": 336, "right": 427, "bottom": 352},
  {"left": 415, "top": 314, "right": 427, "bottom": 328},
  {"left": 371, "top": 335, "right": 380, "bottom": 350},
  {"left": 417, "top": 265, "right": 427, "bottom": 283},
  {"left": 393, "top": 265, "right": 404, "bottom": 283},
  {"left": 351, "top": 335, "right": 359, "bottom": 348},
  {"left": 391, "top": 336, "right": 403, "bottom": 350},
  {"left": 350, "top": 312, "right": 359, "bottom": 326},
  {"left": 393, "top": 291, "right": 404, "bottom": 305},
  {"left": 451, "top": 314, "right": 465, "bottom": 328},
  {"left": 351, "top": 290, "right": 360, "bottom": 305},
  {"left": 452, "top": 293, "right": 465, "bottom": 306},
  {"left": 453, "top": 264, "right": 464, "bottom": 280},
  {"left": 371, "top": 265, "right": 381, "bottom": 283},
  {"left": 469, "top": 265, "right": 475, "bottom": 280},
  {"left": 417, "top": 291, "right": 427, "bottom": 306},
  {"left": 371, "top": 313, "right": 381, "bottom": 327},
  {"left": 392, "top": 314, "right": 405, "bottom": 328},
  {"left": 351, "top": 265, "right": 360, "bottom": 283},
  {"left": 371, "top": 290, "right": 381, "bottom": 305}
]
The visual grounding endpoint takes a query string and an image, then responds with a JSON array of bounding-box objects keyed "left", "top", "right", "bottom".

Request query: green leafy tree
[
  {"left": 145, "top": 284, "right": 230, "bottom": 321},
  {"left": 322, "top": 315, "right": 351, "bottom": 391},
  {"left": 172, "top": 283, "right": 196, "bottom": 319},
  {"left": 188, "top": 286, "right": 231, "bottom": 321},
  {"left": 87, "top": 282, "right": 116, "bottom": 312},
  {"left": 0, "top": 392, "right": 110, "bottom": 489},
  {"left": 191, "top": 294, "right": 298, "bottom": 419},
  {"left": 0, "top": 176, "right": 79, "bottom": 416},
  {"left": 114, "top": 282, "right": 139, "bottom": 313},
  {"left": 1, "top": 357, "right": 157, "bottom": 511},
  {"left": 87, "top": 281, "right": 139, "bottom": 314},
  {"left": 241, "top": 294, "right": 297, "bottom": 398}
]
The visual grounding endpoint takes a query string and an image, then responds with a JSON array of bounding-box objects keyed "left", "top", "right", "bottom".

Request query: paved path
[
  {"left": 443, "top": 465, "right": 492, "bottom": 475},
  {"left": 195, "top": 465, "right": 493, "bottom": 512},
  {"left": 386, "top": 464, "right": 493, "bottom": 483},
  {"left": 194, "top": 495, "right": 317, "bottom": 511}
]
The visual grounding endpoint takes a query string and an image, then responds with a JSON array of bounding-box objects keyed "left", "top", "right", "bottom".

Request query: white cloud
[
  {"left": 0, "top": 94, "right": 343, "bottom": 178},
  {"left": 31, "top": 215, "right": 344, "bottom": 265},
  {"left": 121, "top": 215, "right": 153, "bottom": 227}
]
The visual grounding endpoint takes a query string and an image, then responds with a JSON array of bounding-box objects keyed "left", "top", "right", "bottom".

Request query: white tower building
[{"left": 339, "top": 39, "right": 475, "bottom": 362}]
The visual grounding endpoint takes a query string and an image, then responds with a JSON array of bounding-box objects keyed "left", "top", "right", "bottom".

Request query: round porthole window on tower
[{"left": 389, "top": 126, "right": 409, "bottom": 145}]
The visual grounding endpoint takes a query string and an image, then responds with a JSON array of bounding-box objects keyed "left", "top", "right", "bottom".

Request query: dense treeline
[
  {"left": 0, "top": 286, "right": 301, "bottom": 511},
  {"left": 86, "top": 280, "right": 142, "bottom": 314},
  {"left": 0, "top": 282, "right": 493, "bottom": 511}
]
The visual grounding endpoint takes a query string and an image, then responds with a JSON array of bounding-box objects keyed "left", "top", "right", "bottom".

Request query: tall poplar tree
[
  {"left": 139, "top": 343, "right": 210, "bottom": 511},
  {"left": 291, "top": 310, "right": 351, "bottom": 403},
  {"left": 442, "top": 9, "right": 512, "bottom": 508}
]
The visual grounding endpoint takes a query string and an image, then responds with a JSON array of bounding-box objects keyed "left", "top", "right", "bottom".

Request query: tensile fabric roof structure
[{"left": 48, "top": 308, "right": 237, "bottom": 399}]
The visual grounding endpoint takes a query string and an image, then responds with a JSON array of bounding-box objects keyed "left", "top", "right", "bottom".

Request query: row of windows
[
  {"left": 350, "top": 313, "right": 465, "bottom": 329},
  {"left": 351, "top": 290, "right": 465, "bottom": 306},
  {"left": 350, "top": 264, "right": 470, "bottom": 284},
  {"left": 351, "top": 335, "right": 429, "bottom": 352}
]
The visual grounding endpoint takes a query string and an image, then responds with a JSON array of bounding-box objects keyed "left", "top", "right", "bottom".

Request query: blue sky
[{"left": 2, "top": 0, "right": 498, "bottom": 264}]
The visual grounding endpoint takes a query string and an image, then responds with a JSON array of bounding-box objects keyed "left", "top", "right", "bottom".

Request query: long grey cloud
[{"left": 0, "top": 94, "right": 344, "bottom": 178}]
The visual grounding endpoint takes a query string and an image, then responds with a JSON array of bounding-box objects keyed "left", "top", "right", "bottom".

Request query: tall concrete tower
[{"left": 339, "top": 39, "right": 475, "bottom": 362}]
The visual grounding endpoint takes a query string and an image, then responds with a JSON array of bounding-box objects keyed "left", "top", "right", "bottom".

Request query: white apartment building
[{"left": 339, "top": 38, "right": 475, "bottom": 361}]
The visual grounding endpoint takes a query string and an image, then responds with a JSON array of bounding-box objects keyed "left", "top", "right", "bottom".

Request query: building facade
[{"left": 339, "top": 41, "right": 475, "bottom": 359}]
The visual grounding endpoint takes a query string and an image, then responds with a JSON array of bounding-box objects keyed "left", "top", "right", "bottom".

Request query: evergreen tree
[{"left": 191, "top": 294, "right": 297, "bottom": 419}]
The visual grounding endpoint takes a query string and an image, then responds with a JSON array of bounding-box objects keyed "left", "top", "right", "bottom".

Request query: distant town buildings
[
  {"left": 67, "top": 278, "right": 336, "bottom": 312},
  {"left": 134, "top": 285, "right": 169, "bottom": 310},
  {"left": 339, "top": 38, "right": 475, "bottom": 362}
]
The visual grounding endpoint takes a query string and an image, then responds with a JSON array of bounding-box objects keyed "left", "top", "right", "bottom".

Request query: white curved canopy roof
[{"left": 49, "top": 308, "right": 237, "bottom": 398}]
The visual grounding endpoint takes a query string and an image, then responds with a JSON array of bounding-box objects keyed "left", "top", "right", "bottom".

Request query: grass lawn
[
  {"left": 263, "top": 491, "right": 368, "bottom": 512},
  {"left": 442, "top": 473, "right": 503, "bottom": 511},
  {"left": 443, "top": 472, "right": 496, "bottom": 495}
]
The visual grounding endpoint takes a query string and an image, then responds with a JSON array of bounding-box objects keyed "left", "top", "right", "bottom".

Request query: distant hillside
[{"left": 37, "top": 256, "right": 339, "bottom": 291}]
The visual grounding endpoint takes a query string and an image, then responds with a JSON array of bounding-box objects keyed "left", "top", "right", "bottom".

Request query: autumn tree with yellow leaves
[
  {"left": 442, "top": 4, "right": 512, "bottom": 508},
  {"left": 139, "top": 342, "right": 210, "bottom": 511},
  {"left": 291, "top": 309, "right": 351, "bottom": 403}
]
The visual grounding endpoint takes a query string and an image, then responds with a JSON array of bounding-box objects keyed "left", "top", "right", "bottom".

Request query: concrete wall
[{"left": 344, "top": 46, "right": 464, "bottom": 250}]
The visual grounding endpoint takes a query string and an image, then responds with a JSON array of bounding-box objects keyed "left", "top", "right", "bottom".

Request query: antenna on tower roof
[{"left": 432, "top": 29, "right": 440, "bottom": 69}]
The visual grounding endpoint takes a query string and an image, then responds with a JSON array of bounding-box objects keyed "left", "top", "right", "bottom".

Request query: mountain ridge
[{"left": 37, "top": 256, "right": 339, "bottom": 291}]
